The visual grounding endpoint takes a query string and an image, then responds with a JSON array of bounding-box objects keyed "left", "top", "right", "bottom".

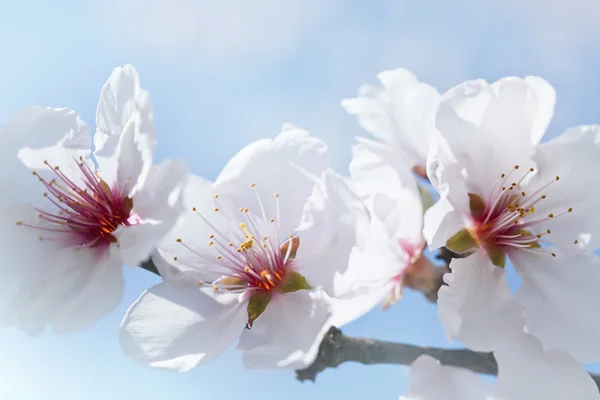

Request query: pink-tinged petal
[
  {"left": 294, "top": 170, "right": 369, "bottom": 295},
  {"left": 496, "top": 335, "right": 600, "bottom": 399},
  {"left": 529, "top": 125, "right": 600, "bottom": 251},
  {"left": 238, "top": 289, "right": 332, "bottom": 369},
  {"left": 400, "top": 355, "right": 497, "bottom": 400},
  {"left": 511, "top": 249, "right": 600, "bottom": 362},
  {"left": 525, "top": 76, "right": 556, "bottom": 145},
  {"left": 94, "top": 65, "right": 154, "bottom": 184},
  {"left": 152, "top": 174, "right": 237, "bottom": 285},
  {"left": 115, "top": 158, "right": 189, "bottom": 267},
  {"left": 120, "top": 283, "right": 247, "bottom": 372},
  {"left": 213, "top": 125, "right": 329, "bottom": 237},
  {"left": 328, "top": 286, "right": 387, "bottom": 327},
  {"left": 438, "top": 250, "right": 524, "bottom": 352}
]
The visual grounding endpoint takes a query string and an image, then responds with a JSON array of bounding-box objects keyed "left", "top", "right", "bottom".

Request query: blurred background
[{"left": 1, "top": 0, "right": 600, "bottom": 398}]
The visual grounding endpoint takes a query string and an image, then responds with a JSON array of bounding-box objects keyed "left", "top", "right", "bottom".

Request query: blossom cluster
[{"left": 1, "top": 65, "right": 599, "bottom": 399}]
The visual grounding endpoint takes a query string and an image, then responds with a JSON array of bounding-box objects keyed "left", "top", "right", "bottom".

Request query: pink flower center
[
  {"left": 469, "top": 165, "right": 573, "bottom": 258},
  {"left": 173, "top": 184, "right": 298, "bottom": 294},
  {"left": 16, "top": 158, "right": 135, "bottom": 251}
]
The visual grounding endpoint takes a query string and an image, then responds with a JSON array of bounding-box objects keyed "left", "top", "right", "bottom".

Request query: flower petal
[
  {"left": 120, "top": 282, "right": 247, "bottom": 372},
  {"left": 115, "top": 158, "right": 189, "bottom": 267},
  {"left": 152, "top": 174, "right": 236, "bottom": 285},
  {"left": 496, "top": 335, "right": 600, "bottom": 399},
  {"left": 213, "top": 125, "right": 329, "bottom": 237},
  {"left": 1, "top": 106, "right": 91, "bottom": 207},
  {"left": 237, "top": 289, "right": 332, "bottom": 369},
  {"left": 525, "top": 76, "right": 556, "bottom": 145},
  {"left": 529, "top": 125, "right": 600, "bottom": 251},
  {"left": 342, "top": 68, "right": 440, "bottom": 166},
  {"left": 400, "top": 355, "right": 496, "bottom": 400},
  {"left": 510, "top": 249, "right": 600, "bottom": 362},
  {"left": 438, "top": 250, "right": 524, "bottom": 352},
  {"left": 293, "top": 170, "right": 369, "bottom": 295},
  {"left": 94, "top": 65, "right": 154, "bottom": 184}
]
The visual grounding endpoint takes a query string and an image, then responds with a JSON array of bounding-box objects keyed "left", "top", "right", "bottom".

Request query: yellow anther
[
  {"left": 270, "top": 218, "right": 275, "bottom": 222},
  {"left": 547, "top": 229, "right": 551, "bottom": 234},
  {"left": 192, "top": 207, "right": 197, "bottom": 211},
  {"left": 213, "top": 285, "right": 219, "bottom": 291},
  {"left": 514, "top": 165, "right": 519, "bottom": 169},
  {"left": 54, "top": 166, "right": 60, "bottom": 170},
  {"left": 502, "top": 187, "right": 506, "bottom": 191},
  {"left": 511, "top": 183, "right": 517, "bottom": 186},
  {"left": 214, "top": 194, "right": 219, "bottom": 198},
  {"left": 574, "top": 240, "right": 579, "bottom": 244},
  {"left": 216, "top": 255, "right": 222, "bottom": 260},
  {"left": 521, "top": 192, "right": 526, "bottom": 196},
  {"left": 556, "top": 176, "right": 560, "bottom": 181},
  {"left": 251, "top": 182, "right": 256, "bottom": 187},
  {"left": 32, "top": 171, "right": 37, "bottom": 175},
  {"left": 244, "top": 208, "right": 249, "bottom": 213},
  {"left": 501, "top": 173, "right": 505, "bottom": 178},
  {"left": 176, "top": 238, "right": 182, "bottom": 243},
  {"left": 548, "top": 213, "right": 554, "bottom": 218},
  {"left": 198, "top": 281, "right": 204, "bottom": 286},
  {"left": 536, "top": 234, "right": 541, "bottom": 238},
  {"left": 210, "top": 234, "right": 215, "bottom": 239},
  {"left": 541, "top": 195, "right": 546, "bottom": 199},
  {"left": 568, "top": 208, "right": 573, "bottom": 212},
  {"left": 530, "top": 206, "right": 535, "bottom": 212},
  {"left": 214, "top": 208, "right": 219, "bottom": 212},
  {"left": 15, "top": 221, "right": 22, "bottom": 226},
  {"left": 228, "top": 242, "right": 233, "bottom": 246},
  {"left": 529, "top": 168, "right": 534, "bottom": 172},
  {"left": 209, "top": 241, "right": 214, "bottom": 246},
  {"left": 173, "top": 257, "right": 178, "bottom": 261},
  {"left": 551, "top": 253, "right": 556, "bottom": 257},
  {"left": 289, "top": 234, "right": 294, "bottom": 238},
  {"left": 244, "top": 266, "right": 250, "bottom": 272},
  {"left": 275, "top": 193, "right": 279, "bottom": 198},
  {"left": 263, "top": 236, "right": 268, "bottom": 241}
]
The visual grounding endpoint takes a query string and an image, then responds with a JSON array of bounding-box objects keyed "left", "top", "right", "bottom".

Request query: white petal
[
  {"left": 112, "top": 113, "right": 155, "bottom": 195},
  {"left": 400, "top": 355, "right": 497, "bottom": 400},
  {"left": 328, "top": 286, "right": 387, "bottom": 327},
  {"left": 94, "top": 65, "right": 154, "bottom": 185},
  {"left": 423, "top": 198, "right": 467, "bottom": 251},
  {"left": 1, "top": 106, "right": 91, "bottom": 206},
  {"left": 438, "top": 250, "right": 524, "bottom": 352},
  {"left": 51, "top": 258, "right": 124, "bottom": 333},
  {"left": 529, "top": 125, "right": 600, "bottom": 251},
  {"left": 213, "top": 126, "right": 328, "bottom": 237},
  {"left": 294, "top": 170, "right": 369, "bottom": 295},
  {"left": 120, "top": 282, "right": 247, "bottom": 371},
  {"left": 496, "top": 335, "right": 600, "bottom": 399},
  {"left": 115, "top": 158, "right": 189, "bottom": 267},
  {"left": 343, "top": 70, "right": 440, "bottom": 167},
  {"left": 435, "top": 78, "right": 538, "bottom": 193},
  {"left": 238, "top": 289, "right": 332, "bottom": 369},
  {"left": 152, "top": 174, "right": 236, "bottom": 284},
  {"left": 510, "top": 249, "right": 600, "bottom": 362},
  {"left": 1, "top": 245, "right": 119, "bottom": 334},
  {"left": 525, "top": 76, "right": 556, "bottom": 145}
]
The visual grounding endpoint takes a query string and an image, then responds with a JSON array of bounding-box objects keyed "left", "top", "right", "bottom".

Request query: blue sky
[{"left": 1, "top": 1, "right": 600, "bottom": 399}]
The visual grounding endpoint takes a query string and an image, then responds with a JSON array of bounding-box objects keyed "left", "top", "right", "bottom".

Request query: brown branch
[
  {"left": 136, "top": 255, "right": 600, "bottom": 390},
  {"left": 295, "top": 327, "right": 600, "bottom": 389}
]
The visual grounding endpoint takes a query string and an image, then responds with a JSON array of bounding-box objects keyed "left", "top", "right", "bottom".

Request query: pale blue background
[{"left": 1, "top": 1, "right": 600, "bottom": 398}]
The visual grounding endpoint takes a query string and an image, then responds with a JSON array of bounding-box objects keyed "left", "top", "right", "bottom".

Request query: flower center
[
  {"left": 447, "top": 165, "right": 573, "bottom": 266},
  {"left": 172, "top": 183, "right": 311, "bottom": 327},
  {"left": 16, "top": 158, "right": 135, "bottom": 250}
]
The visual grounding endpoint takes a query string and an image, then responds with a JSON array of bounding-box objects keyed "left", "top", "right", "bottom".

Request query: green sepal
[
  {"left": 277, "top": 271, "right": 312, "bottom": 294},
  {"left": 247, "top": 291, "right": 272, "bottom": 323},
  {"left": 468, "top": 193, "right": 486, "bottom": 220},
  {"left": 446, "top": 229, "right": 479, "bottom": 253},
  {"left": 487, "top": 247, "right": 507, "bottom": 268}
]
